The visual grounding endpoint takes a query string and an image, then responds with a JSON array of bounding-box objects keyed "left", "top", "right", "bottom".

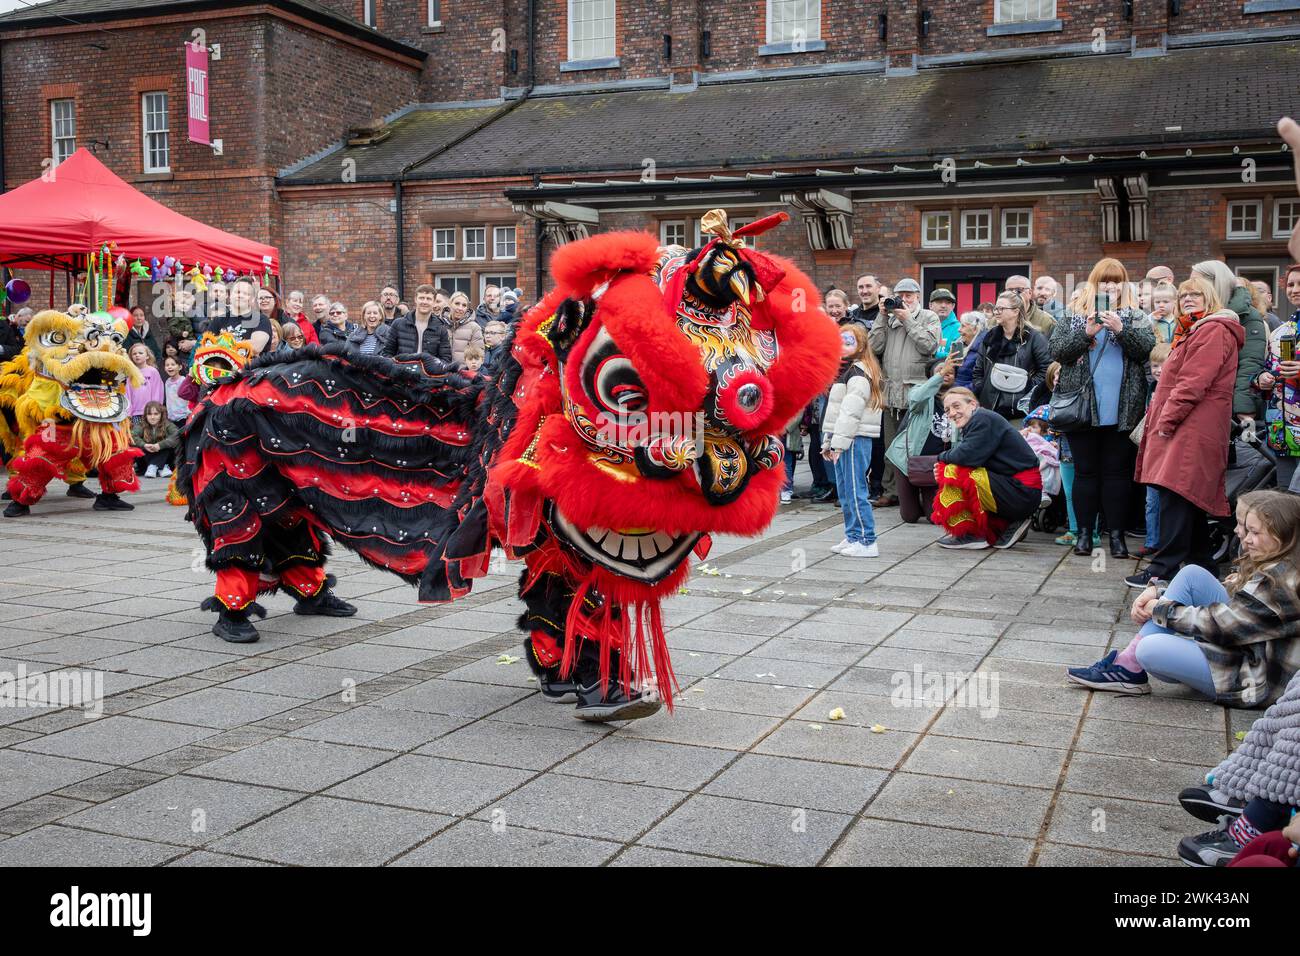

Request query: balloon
[
  {"left": 107, "top": 306, "right": 130, "bottom": 323},
  {"left": 5, "top": 279, "right": 30, "bottom": 304}
]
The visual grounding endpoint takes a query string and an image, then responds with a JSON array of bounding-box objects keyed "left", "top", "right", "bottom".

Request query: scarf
[{"left": 1172, "top": 310, "right": 1202, "bottom": 350}]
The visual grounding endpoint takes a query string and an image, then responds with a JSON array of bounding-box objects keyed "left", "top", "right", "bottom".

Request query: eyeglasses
[{"left": 330, "top": 310, "right": 345, "bottom": 315}]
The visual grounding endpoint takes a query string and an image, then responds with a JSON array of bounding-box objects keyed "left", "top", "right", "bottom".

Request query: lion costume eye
[
  {"left": 40, "top": 331, "right": 67, "bottom": 347},
  {"left": 594, "top": 355, "right": 648, "bottom": 416}
]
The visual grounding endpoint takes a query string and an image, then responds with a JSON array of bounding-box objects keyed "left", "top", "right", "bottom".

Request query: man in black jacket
[
  {"left": 382, "top": 284, "right": 452, "bottom": 361},
  {"left": 845, "top": 273, "right": 881, "bottom": 331}
]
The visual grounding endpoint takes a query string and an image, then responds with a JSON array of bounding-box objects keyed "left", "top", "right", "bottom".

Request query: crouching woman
[{"left": 931, "top": 387, "right": 1041, "bottom": 551}]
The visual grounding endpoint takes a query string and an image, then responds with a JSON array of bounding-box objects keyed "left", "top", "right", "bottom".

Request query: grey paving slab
[
  {"left": 223, "top": 662, "right": 366, "bottom": 701},
  {"left": 0, "top": 824, "right": 185, "bottom": 866},
  {"left": 704, "top": 754, "right": 886, "bottom": 813},
  {"left": 296, "top": 643, "right": 438, "bottom": 674},
  {"left": 1044, "top": 792, "right": 1193, "bottom": 858},
  {"left": 391, "top": 818, "right": 618, "bottom": 866},
  {"left": 674, "top": 677, "right": 814, "bottom": 718},
  {"left": 554, "top": 736, "right": 735, "bottom": 791},
  {"left": 609, "top": 845, "right": 756, "bottom": 866},
  {"left": 614, "top": 706, "right": 781, "bottom": 751},
  {"left": 210, "top": 795, "right": 453, "bottom": 865},
  {"left": 129, "top": 687, "right": 305, "bottom": 730},
  {"left": 94, "top": 645, "right": 241, "bottom": 679},
  {"left": 192, "top": 737, "right": 393, "bottom": 792},
  {"left": 901, "top": 736, "right": 1068, "bottom": 789},
  {"left": 476, "top": 774, "right": 682, "bottom": 842},
  {"left": 415, "top": 720, "right": 594, "bottom": 771},
  {"left": 827, "top": 818, "right": 1036, "bottom": 866},
  {"left": 374, "top": 678, "right": 531, "bottom": 718},
  {"left": 326, "top": 754, "right": 533, "bottom": 814},
  {"left": 1074, "top": 717, "right": 1225, "bottom": 767},
  {"left": 931, "top": 705, "right": 1080, "bottom": 749},
  {"left": 754, "top": 720, "right": 918, "bottom": 769},
  {"left": 289, "top": 705, "right": 469, "bottom": 751},
  {"left": 865, "top": 772, "right": 1053, "bottom": 839},
  {"left": 59, "top": 775, "right": 300, "bottom": 847},
  {"left": 641, "top": 794, "right": 851, "bottom": 866},
  {"left": 16, "top": 716, "right": 217, "bottom": 766}
]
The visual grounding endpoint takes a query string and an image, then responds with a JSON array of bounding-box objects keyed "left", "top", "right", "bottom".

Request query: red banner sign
[{"left": 186, "top": 42, "right": 210, "bottom": 145}]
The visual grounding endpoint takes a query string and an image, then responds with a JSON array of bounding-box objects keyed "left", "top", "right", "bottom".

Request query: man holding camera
[{"left": 868, "top": 277, "right": 942, "bottom": 506}]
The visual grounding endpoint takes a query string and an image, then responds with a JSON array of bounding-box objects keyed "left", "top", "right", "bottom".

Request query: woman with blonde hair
[
  {"left": 1192, "top": 261, "right": 1269, "bottom": 422},
  {"left": 1070, "top": 489, "right": 1300, "bottom": 706},
  {"left": 1049, "top": 257, "right": 1156, "bottom": 558},
  {"left": 1128, "top": 274, "right": 1243, "bottom": 588},
  {"left": 822, "top": 324, "right": 884, "bottom": 557},
  {"left": 445, "top": 290, "right": 484, "bottom": 365}
]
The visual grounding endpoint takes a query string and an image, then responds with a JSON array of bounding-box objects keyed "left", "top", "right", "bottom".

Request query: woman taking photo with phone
[
  {"left": 1129, "top": 274, "right": 1243, "bottom": 589},
  {"left": 971, "top": 291, "right": 1050, "bottom": 423},
  {"left": 1049, "top": 258, "right": 1156, "bottom": 558}
]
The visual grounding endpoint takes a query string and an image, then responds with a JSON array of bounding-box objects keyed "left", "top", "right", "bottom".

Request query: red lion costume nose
[{"left": 712, "top": 365, "right": 775, "bottom": 434}]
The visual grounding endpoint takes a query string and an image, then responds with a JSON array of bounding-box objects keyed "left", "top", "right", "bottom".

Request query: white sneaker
[
  {"left": 830, "top": 538, "right": 851, "bottom": 554},
  {"left": 780, "top": 490, "right": 793, "bottom": 503},
  {"left": 842, "top": 541, "right": 879, "bottom": 558},
  {"left": 144, "top": 464, "right": 158, "bottom": 478},
  {"left": 160, "top": 465, "right": 172, "bottom": 477}
]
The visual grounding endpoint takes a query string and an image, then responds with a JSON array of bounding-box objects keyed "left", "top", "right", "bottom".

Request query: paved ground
[{"left": 0, "top": 481, "right": 1252, "bottom": 866}]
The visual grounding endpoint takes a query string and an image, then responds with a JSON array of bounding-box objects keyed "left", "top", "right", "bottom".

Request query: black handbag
[{"left": 1049, "top": 336, "right": 1108, "bottom": 432}]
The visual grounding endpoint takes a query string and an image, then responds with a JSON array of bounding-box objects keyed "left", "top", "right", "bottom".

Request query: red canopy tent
[{"left": 0, "top": 148, "right": 278, "bottom": 276}]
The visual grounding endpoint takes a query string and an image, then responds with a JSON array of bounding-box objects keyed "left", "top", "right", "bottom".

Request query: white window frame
[
  {"left": 363, "top": 0, "right": 375, "bottom": 27},
  {"left": 660, "top": 219, "right": 687, "bottom": 248},
  {"left": 435, "top": 274, "right": 472, "bottom": 298},
  {"left": 493, "top": 225, "right": 518, "bottom": 260},
  {"left": 1274, "top": 199, "right": 1300, "bottom": 239},
  {"left": 1227, "top": 200, "right": 1263, "bottom": 240},
  {"left": 427, "top": 0, "right": 441, "bottom": 27},
  {"left": 961, "top": 209, "right": 993, "bottom": 248},
  {"left": 50, "top": 98, "right": 75, "bottom": 166},
  {"left": 141, "top": 91, "right": 170, "bottom": 174},
  {"left": 481, "top": 274, "right": 517, "bottom": 301},
  {"left": 994, "top": 0, "right": 1056, "bottom": 24},
  {"left": 921, "top": 211, "right": 952, "bottom": 248},
  {"left": 462, "top": 227, "right": 487, "bottom": 261},
  {"left": 766, "top": 0, "right": 822, "bottom": 45},
  {"left": 1001, "top": 208, "right": 1033, "bottom": 247},
  {"left": 568, "top": 0, "right": 615, "bottom": 62},
  {"left": 433, "top": 228, "right": 456, "bottom": 261}
]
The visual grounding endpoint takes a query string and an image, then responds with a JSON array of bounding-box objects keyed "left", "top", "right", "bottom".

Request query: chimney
[
  {"left": 885, "top": 0, "right": 920, "bottom": 75},
  {"left": 669, "top": 0, "right": 701, "bottom": 88}
]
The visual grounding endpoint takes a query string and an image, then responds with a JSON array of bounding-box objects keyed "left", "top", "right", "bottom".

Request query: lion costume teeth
[
  {"left": 1, "top": 309, "right": 144, "bottom": 512},
  {"left": 178, "top": 210, "right": 840, "bottom": 713}
]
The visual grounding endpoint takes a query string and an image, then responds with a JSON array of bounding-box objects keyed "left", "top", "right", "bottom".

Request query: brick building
[{"left": 3, "top": 0, "right": 1300, "bottom": 312}]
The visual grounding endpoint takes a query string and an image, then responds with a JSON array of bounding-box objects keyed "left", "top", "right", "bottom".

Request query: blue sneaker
[{"left": 1066, "top": 650, "right": 1151, "bottom": 695}]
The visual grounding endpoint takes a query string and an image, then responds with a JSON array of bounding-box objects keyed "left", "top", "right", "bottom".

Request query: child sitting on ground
[
  {"left": 132, "top": 400, "right": 179, "bottom": 478},
  {"left": 1175, "top": 664, "right": 1300, "bottom": 867},
  {"left": 1020, "top": 406, "right": 1060, "bottom": 506}
]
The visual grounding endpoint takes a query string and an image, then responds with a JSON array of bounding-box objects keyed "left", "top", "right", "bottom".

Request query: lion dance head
[{"left": 484, "top": 210, "right": 840, "bottom": 697}]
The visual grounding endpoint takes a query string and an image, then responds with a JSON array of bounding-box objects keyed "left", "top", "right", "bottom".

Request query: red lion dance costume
[{"left": 178, "top": 210, "right": 839, "bottom": 721}]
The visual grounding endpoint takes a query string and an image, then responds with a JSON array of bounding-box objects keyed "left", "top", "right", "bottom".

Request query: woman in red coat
[{"left": 1130, "top": 274, "right": 1244, "bottom": 588}]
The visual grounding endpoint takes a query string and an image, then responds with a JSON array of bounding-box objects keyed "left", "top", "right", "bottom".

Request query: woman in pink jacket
[{"left": 1128, "top": 274, "right": 1243, "bottom": 589}]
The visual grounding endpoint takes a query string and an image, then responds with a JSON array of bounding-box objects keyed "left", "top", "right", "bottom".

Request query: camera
[{"left": 882, "top": 295, "right": 904, "bottom": 311}]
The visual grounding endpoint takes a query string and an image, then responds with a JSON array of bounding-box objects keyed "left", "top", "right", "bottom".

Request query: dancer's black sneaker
[
  {"left": 523, "top": 637, "right": 578, "bottom": 702},
  {"left": 3, "top": 501, "right": 30, "bottom": 518},
  {"left": 293, "top": 588, "right": 357, "bottom": 617},
  {"left": 65, "top": 482, "right": 96, "bottom": 499},
  {"left": 573, "top": 680, "right": 662, "bottom": 722},
  {"left": 213, "top": 608, "right": 260, "bottom": 643},
  {"left": 93, "top": 493, "right": 134, "bottom": 511},
  {"left": 1178, "top": 785, "right": 1246, "bottom": 824}
]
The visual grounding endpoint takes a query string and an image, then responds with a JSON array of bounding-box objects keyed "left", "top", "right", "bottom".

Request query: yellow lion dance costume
[{"left": 0, "top": 309, "right": 143, "bottom": 516}]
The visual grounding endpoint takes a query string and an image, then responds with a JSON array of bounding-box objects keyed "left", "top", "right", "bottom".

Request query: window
[
  {"left": 995, "top": 0, "right": 1056, "bottom": 23},
  {"left": 660, "top": 220, "right": 687, "bottom": 247},
  {"left": 141, "top": 92, "right": 170, "bottom": 173},
  {"left": 427, "top": 0, "right": 441, "bottom": 27},
  {"left": 1275, "top": 199, "right": 1300, "bottom": 239},
  {"left": 482, "top": 274, "right": 517, "bottom": 299},
  {"left": 1227, "top": 200, "right": 1263, "bottom": 240},
  {"left": 433, "top": 228, "right": 456, "bottom": 261},
  {"left": 493, "top": 225, "right": 517, "bottom": 260},
  {"left": 921, "top": 212, "right": 951, "bottom": 248},
  {"left": 363, "top": 0, "right": 375, "bottom": 26},
  {"left": 463, "top": 227, "right": 486, "bottom": 260},
  {"left": 436, "top": 275, "right": 472, "bottom": 298},
  {"left": 568, "top": 0, "right": 615, "bottom": 61},
  {"left": 1001, "top": 208, "right": 1033, "bottom": 246},
  {"left": 50, "top": 99, "right": 75, "bottom": 166},
  {"left": 961, "top": 210, "right": 992, "bottom": 247},
  {"left": 766, "top": 0, "right": 821, "bottom": 44}
]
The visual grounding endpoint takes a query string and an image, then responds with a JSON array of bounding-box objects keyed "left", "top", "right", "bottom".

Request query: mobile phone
[
  {"left": 1094, "top": 292, "right": 1111, "bottom": 315},
  {"left": 946, "top": 340, "right": 966, "bottom": 362},
  {"left": 1282, "top": 332, "right": 1296, "bottom": 363}
]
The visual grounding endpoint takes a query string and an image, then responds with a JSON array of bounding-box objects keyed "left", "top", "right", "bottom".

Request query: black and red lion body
[{"left": 178, "top": 212, "right": 840, "bottom": 713}]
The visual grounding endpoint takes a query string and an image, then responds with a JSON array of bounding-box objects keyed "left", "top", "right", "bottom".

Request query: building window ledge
[
  {"left": 560, "top": 57, "right": 620, "bottom": 73},
  {"left": 987, "top": 19, "right": 1063, "bottom": 37},
  {"left": 758, "top": 39, "right": 828, "bottom": 56},
  {"left": 421, "top": 24, "right": 445, "bottom": 35},
  {"left": 1244, "top": 0, "right": 1300, "bottom": 12}
]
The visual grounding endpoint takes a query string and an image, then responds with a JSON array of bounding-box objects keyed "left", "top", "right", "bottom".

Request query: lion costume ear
[{"left": 544, "top": 297, "right": 592, "bottom": 356}]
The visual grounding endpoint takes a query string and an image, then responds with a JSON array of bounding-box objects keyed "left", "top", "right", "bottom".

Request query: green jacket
[
  {"left": 131, "top": 417, "right": 179, "bottom": 451},
  {"left": 885, "top": 373, "right": 960, "bottom": 474},
  {"left": 1228, "top": 285, "right": 1269, "bottom": 418}
]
